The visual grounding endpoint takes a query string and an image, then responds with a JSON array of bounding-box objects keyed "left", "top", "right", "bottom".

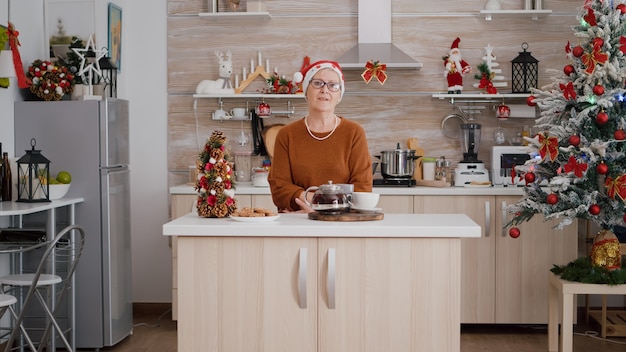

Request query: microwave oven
[{"left": 491, "top": 146, "right": 543, "bottom": 186}]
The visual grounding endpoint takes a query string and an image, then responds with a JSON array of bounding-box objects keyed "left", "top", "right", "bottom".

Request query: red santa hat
[
  {"left": 450, "top": 37, "right": 461, "bottom": 52},
  {"left": 293, "top": 60, "right": 345, "bottom": 98}
]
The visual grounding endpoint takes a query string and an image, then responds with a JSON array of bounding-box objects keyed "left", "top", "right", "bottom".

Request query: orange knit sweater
[{"left": 268, "top": 117, "right": 373, "bottom": 211}]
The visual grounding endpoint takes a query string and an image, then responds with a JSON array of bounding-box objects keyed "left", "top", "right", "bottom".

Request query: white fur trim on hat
[{"left": 299, "top": 60, "right": 345, "bottom": 98}]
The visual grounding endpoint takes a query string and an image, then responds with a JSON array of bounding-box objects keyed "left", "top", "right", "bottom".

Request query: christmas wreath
[
  {"left": 195, "top": 131, "right": 237, "bottom": 218},
  {"left": 26, "top": 59, "right": 74, "bottom": 101}
]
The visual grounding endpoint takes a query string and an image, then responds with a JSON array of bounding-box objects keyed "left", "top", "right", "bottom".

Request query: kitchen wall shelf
[
  {"left": 432, "top": 93, "right": 530, "bottom": 103},
  {"left": 198, "top": 12, "right": 272, "bottom": 19},
  {"left": 480, "top": 9, "right": 552, "bottom": 20},
  {"left": 193, "top": 93, "right": 303, "bottom": 99},
  {"left": 194, "top": 95, "right": 301, "bottom": 119}
]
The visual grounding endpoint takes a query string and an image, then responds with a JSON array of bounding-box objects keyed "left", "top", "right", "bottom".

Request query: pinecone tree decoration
[{"left": 195, "top": 131, "right": 237, "bottom": 218}]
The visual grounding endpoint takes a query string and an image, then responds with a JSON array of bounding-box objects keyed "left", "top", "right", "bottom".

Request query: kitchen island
[{"left": 163, "top": 212, "right": 480, "bottom": 352}]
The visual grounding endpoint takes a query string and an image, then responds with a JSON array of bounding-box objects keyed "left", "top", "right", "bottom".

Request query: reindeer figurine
[
  {"left": 195, "top": 49, "right": 235, "bottom": 94},
  {"left": 216, "top": 50, "right": 233, "bottom": 89}
]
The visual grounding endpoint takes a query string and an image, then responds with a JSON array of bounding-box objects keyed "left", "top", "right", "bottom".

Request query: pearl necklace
[{"left": 305, "top": 115, "right": 339, "bottom": 141}]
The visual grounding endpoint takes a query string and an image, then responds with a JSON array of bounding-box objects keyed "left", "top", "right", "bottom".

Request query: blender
[{"left": 454, "top": 123, "right": 490, "bottom": 186}]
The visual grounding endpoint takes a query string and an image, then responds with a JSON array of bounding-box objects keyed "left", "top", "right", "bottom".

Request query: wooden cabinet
[
  {"left": 176, "top": 235, "right": 462, "bottom": 352},
  {"left": 414, "top": 194, "right": 577, "bottom": 324},
  {"left": 414, "top": 195, "right": 496, "bottom": 323}
]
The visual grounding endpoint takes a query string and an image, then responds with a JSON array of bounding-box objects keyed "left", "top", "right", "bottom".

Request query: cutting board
[
  {"left": 263, "top": 124, "right": 285, "bottom": 160},
  {"left": 407, "top": 138, "right": 424, "bottom": 180},
  {"left": 308, "top": 211, "right": 384, "bottom": 221}
]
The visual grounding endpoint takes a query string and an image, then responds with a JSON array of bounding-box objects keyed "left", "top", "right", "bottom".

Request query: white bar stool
[{"left": 0, "top": 225, "right": 85, "bottom": 352}]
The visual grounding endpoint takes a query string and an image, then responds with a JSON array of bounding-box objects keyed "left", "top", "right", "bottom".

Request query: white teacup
[
  {"left": 213, "top": 109, "right": 231, "bottom": 120},
  {"left": 350, "top": 192, "right": 379, "bottom": 209},
  {"left": 230, "top": 108, "right": 247, "bottom": 118}
]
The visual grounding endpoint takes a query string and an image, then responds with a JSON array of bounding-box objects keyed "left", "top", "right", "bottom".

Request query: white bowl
[{"left": 49, "top": 183, "right": 71, "bottom": 200}]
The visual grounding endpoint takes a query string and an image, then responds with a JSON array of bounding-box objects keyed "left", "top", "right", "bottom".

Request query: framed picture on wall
[
  {"left": 108, "top": 3, "right": 122, "bottom": 72},
  {"left": 44, "top": 0, "right": 96, "bottom": 60}
]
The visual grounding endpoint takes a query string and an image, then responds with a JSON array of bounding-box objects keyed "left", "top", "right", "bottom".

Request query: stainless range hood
[{"left": 336, "top": 0, "right": 422, "bottom": 69}]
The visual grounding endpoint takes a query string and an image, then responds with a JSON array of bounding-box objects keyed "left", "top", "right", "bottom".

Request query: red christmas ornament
[
  {"left": 593, "top": 84, "right": 604, "bottom": 96},
  {"left": 569, "top": 135, "right": 581, "bottom": 147},
  {"left": 572, "top": 46, "right": 584, "bottom": 57},
  {"left": 526, "top": 95, "right": 536, "bottom": 107},
  {"left": 524, "top": 172, "right": 536, "bottom": 184},
  {"left": 615, "top": 129, "right": 626, "bottom": 140},
  {"left": 596, "top": 162, "right": 608, "bottom": 175},
  {"left": 564, "top": 65, "right": 575, "bottom": 75},
  {"left": 593, "top": 38, "right": 604, "bottom": 48},
  {"left": 596, "top": 111, "right": 609, "bottom": 125},
  {"left": 623, "top": 213, "right": 626, "bottom": 223},
  {"left": 509, "top": 227, "right": 521, "bottom": 239},
  {"left": 589, "top": 204, "right": 601, "bottom": 215},
  {"left": 546, "top": 193, "right": 559, "bottom": 205},
  {"left": 618, "top": 4, "right": 626, "bottom": 14}
]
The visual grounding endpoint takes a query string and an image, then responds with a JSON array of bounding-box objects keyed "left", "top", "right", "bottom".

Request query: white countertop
[
  {"left": 163, "top": 212, "right": 481, "bottom": 238},
  {"left": 170, "top": 183, "right": 526, "bottom": 196},
  {"left": 0, "top": 197, "right": 85, "bottom": 216}
]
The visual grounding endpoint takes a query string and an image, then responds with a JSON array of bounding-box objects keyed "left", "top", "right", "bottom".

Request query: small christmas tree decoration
[
  {"left": 195, "top": 131, "right": 237, "bottom": 218},
  {"left": 473, "top": 44, "right": 507, "bottom": 93},
  {"left": 590, "top": 229, "right": 622, "bottom": 270}
]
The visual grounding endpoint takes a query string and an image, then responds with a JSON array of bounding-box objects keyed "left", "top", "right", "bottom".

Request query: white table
[{"left": 548, "top": 273, "right": 626, "bottom": 352}]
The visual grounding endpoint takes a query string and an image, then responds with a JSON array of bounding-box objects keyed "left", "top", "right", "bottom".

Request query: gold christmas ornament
[{"left": 590, "top": 229, "right": 622, "bottom": 270}]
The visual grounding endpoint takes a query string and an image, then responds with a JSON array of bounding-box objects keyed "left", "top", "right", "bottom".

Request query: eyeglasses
[{"left": 309, "top": 79, "right": 341, "bottom": 92}]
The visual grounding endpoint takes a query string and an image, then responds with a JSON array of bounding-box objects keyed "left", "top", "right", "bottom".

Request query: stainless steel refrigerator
[{"left": 14, "top": 99, "right": 133, "bottom": 349}]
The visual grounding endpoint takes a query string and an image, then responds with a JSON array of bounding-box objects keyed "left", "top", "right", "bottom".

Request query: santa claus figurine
[{"left": 443, "top": 37, "right": 471, "bottom": 94}]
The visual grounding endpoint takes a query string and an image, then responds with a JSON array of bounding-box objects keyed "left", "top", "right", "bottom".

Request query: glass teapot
[{"left": 304, "top": 181, "right": 351, "bottom": 213}]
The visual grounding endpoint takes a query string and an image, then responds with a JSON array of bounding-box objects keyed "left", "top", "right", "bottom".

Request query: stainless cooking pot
[{"left": 378, "top": 143, "right": 421, "bottom": 178}]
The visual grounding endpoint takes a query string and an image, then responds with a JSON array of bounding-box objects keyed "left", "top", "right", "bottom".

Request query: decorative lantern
[
  {"left": 511, "top": 42, "right": 539, "bottom": 93},
  {"left": 97, "top": 56, "right": 117, "bottom": 98},
  {"left": 16, "top": 138, "right": 50, "bottom": 203}
]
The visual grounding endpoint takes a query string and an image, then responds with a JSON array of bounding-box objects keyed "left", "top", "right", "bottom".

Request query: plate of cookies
[{"left": 230, "top": 207, "right": 280, "bottom": 222}]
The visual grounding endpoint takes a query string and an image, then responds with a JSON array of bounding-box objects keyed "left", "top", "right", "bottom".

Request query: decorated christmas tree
[
  {"left": 195, "top": 131, "right": 237, "bottom": 218},
  {"left": 507, "top": 0, "right": 625, "bottom": 275}
]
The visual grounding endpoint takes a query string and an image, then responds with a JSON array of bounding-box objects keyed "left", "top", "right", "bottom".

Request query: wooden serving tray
[{"left": 308, "top": 211, "right": 384, "bottom": 221}]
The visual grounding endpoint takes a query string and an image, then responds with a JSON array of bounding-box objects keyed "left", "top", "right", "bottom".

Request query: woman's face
[{"left": 306, "top": 68, "right": 342, "bottom": 113}]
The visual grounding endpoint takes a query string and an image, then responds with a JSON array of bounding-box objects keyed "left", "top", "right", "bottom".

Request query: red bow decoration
[
  {"left": 563, "top": 155, "right": 588, "bottom": 177},
  {"left": 538, "top": 133, "right": 559, "bottom": 161},
  {"left": 477, "top": 73, "right": 498, "bottom": 94},
  {"left": 584, "top": 8, "right": 597, "bottom": 26},
  {"left": 582, "top": 42, "right": 608, "bottom": 74},
  {"left": 362, "top": 60, "right": 387, "bottom": 85},
  {"left": 7, "top": 22, "right": 28, "bottom": 89},
  {"left": 605, "top": 174, "right": 626, "bottom": 201},
  {"left": 559, "top": 82, "right": 577, "bottom": 100}
]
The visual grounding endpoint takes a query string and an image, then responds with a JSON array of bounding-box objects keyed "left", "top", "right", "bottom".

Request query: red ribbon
[
  {"left": 563, "top": 155, "right": 588, "bottom": 178},
  {"left": 477, "top": 74, "right": 498, "bottom": 94},
  {"left": 538, "top": 133, "right": 559, "bottom": 161},
  {"left": 605, "top": 174, "right": 626, "bottom": 201},
  {"left": 582, "top": 42, "right": 608, "bottom": 74},
  {"left": 362, "top": 60, "right": 387, "bottom": 85},
  {"left": 559, "top": 82, "right": 577, "bottom": 100},
  {"left": 584, "top": 7, "right": 597, "bottom": 26},
  {"left": 7, "top": 22, "right": 28, "bottom": 88}
]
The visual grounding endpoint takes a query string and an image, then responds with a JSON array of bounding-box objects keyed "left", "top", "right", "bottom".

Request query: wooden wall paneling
[{"left": 167, "top": 0, "right": 582, "bottom": 189}]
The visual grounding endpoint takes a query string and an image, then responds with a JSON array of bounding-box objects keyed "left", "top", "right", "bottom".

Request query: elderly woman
[{"left": 268, "top": 60, "right": 373, "bottom": 212}]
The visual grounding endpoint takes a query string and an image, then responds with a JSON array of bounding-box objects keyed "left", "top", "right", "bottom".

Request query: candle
[
  {"left": 235, "top": 74, "right": 239, "bottom": 88},
  {"left": 274, "top": 67, "right": 278, "bottom": 74},
  {"left": 258, "top": 52, "right": 262, "bottom": 67},
  {"left": 250, "top": 59, "right": 254, "bottom": 73},
  {"left": 242, "top": 67, "right": 247, "bottom": 80},
  {"left": 266, "top": 59, "right": 270, "bottom": 73},
  {"left": 211, "top": 0, "right": 217, "bottom": 12}
]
